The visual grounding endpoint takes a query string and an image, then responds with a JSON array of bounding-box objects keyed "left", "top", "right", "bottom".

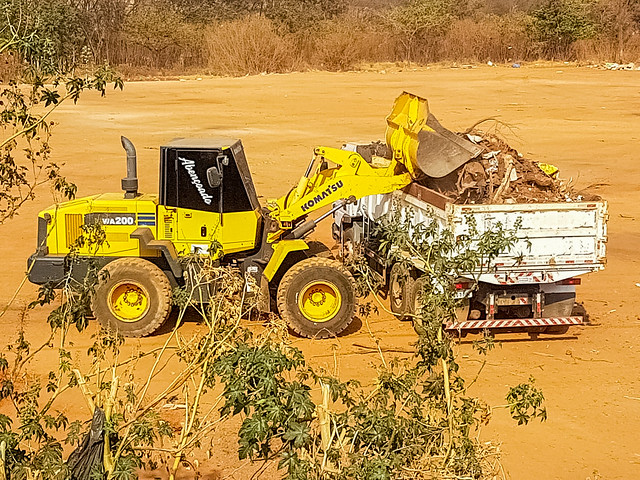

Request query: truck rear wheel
[
  {"left": 277, "top": 257, "right": 357, "bottom": 338},
  {"left": 92, "top": 258, "right": 172, "bottom": 337},
  {"left": 389, "top": 263, "right": 414, "bottom": 320}
]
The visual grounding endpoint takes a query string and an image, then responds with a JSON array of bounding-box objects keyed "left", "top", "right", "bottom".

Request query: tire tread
[
  {"left": 93, "top": 257, "right": 172, "bottom": 337},
  {"left": 277, "top": 257, "right": 356, "bottom": 338}
]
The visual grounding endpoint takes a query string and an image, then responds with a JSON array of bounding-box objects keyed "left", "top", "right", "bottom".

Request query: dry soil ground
[{"left": 1, "top": 65, "right": 639, "bottom": 480}]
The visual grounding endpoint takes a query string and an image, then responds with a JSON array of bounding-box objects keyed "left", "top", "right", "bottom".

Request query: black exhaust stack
[{"left": 121, "top": 136, "right": 139, "bottom": 199}]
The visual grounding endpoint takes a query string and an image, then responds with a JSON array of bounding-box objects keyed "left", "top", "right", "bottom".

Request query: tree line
[{"left": 1, "top": 0, "right": 639, "bottom": 75}]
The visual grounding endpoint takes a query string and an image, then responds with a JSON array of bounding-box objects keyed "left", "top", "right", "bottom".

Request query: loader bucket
[
  {"left": 385, "top": 92, "right": 482, "bottom": 179},
  {"left": 417, "top": 113, "right": 483, "bottom": 178}
]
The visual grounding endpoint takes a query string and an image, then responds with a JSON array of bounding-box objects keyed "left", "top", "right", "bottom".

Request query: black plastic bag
[{"left": 67, "top": 407, "right": 105, "bottom": 480}]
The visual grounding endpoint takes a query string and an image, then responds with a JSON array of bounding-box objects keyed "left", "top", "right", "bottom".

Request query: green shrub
[
  {"left": 0, "top": 0, "right": 85, "bottom": 73},
  {"left": 204, "top": 16, "right": 299, "bottom": 76},
  {"left": 528, "top": 0, "right": 598, "bottom": 58}
]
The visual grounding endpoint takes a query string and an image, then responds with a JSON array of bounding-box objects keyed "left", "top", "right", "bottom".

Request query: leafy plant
[
  {"left": 0, "top": 5, "right": 123, "bottom": 224},
  {"left": 505, "top": 376, "right": 547, "bottom": 425},
  {"left": 528, "top": 0, "right": 598, "bottom": 57},
  {"left": 212, "top": 342, "right": 315, "bottom": 466}
]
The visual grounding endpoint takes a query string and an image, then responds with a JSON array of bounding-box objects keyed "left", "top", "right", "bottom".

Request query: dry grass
[
  {"left": 442, "top": 13, "right": 534, "bottom": 63},
  {"left": 203, "top": 16, "right": 299, "bottom": 76},
  {"left": 305, "top": 26, "right": 365, "bottom": 71},
  {"left": 573, "top": 35, "right": 640, "bottom": 63},
  {"left": 298, "top": 14, "right": 399, "bottom": 71},
  {"left": 63, "top": 11, "right": 640, "bottom": 77}
]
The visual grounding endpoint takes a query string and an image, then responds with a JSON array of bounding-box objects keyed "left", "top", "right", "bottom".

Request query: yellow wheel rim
[
  {"left": 108, "top": 282, "right": 150, "bottom": 323},
  {"left": 298, "top": 281, "right": 342, "bottom": 323}
]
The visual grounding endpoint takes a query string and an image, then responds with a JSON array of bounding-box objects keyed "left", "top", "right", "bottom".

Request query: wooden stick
[
  {"left": 352, "top": 343, "right": 414, "bottom": 354},
  {"left": 72, "top": 369, "right": 96, "bottom": 413},
  {"left": 0, "top": 440, "right": 6, "bottom": 480},
  {"left": 492, "top": 154, "right": 515, "bottom": 204},
  {"left": 318, "top": 382, "right": 331, "bottom": 452}
]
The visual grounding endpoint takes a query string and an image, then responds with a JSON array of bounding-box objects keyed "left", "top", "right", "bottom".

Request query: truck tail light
[
  {"left": 454, "top": 281, "right": 472, "bottom": 290},
  {"left": 557, "top": 277, "right": 581, "bottom": 285}
]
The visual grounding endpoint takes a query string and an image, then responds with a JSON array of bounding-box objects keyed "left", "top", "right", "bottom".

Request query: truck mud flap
[{"left": 445, "top": 316, "right": 583, "bottom": 331}]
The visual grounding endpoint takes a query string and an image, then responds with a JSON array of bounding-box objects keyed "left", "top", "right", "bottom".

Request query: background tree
[
  {"left": 69, "top": 0, "right": 132, "bottom": 64},
  {"left": 528, "top": 0, "right": 598, "bottom": 58},
  {"left": 0, "top": 0, "right": 122, "bottom": 223},
  {"left": 124, "top": 0, "right": 195, "bottom": 68},
  {"left": 385, "top": 0, "right": 471, "bottom": 62},
  {"left": 261, "top": 0, "right": 348, "bottom": 33},
  {"left": 597, "top": 0, "right": 640, "bottom": 61}
]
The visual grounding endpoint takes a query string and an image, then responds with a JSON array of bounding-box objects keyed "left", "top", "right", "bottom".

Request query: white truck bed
[{"left": 344, "top": 184, "right": 608, "bottom": 286}]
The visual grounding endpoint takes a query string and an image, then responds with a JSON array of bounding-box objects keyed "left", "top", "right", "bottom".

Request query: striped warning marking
[
  {"left": 492, "top": 272, "right": 557, "bottom": 285},
  {"left": 445, "top": 316, "right": 583, "bottom": 330}
]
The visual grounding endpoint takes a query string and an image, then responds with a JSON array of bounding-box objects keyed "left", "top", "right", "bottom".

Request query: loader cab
[{"left": 158, "top": 139, "right": 262, "bottom": 255}]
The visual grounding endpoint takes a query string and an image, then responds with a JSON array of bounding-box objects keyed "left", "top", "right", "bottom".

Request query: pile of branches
[{"left": 421, "top": 131, "right": 600, "bottom": 205}]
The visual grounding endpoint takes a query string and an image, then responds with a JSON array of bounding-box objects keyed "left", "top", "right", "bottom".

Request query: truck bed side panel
[{"left": 345, "top": 190, "right": 608, "bottom": 284}]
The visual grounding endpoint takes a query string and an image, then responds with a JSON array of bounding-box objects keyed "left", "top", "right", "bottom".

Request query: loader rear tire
[
  {"left": 92, "top": 258, "right": 172, "bottom": 337},
  {"left": 277, "top": 257, "right": 356, "bottom": 339}
]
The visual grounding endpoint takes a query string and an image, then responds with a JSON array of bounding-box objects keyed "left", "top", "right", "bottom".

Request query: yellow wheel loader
[{"left": 27, "top": 92, "right": 479, "bottom": 338}]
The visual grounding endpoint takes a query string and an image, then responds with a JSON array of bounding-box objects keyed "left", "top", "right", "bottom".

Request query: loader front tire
[
  {"left": 277, "top": 257, "right": 356, "bottom": 339},
  {"left": 92, "top": 258, "right": 172, "bottom": 337}
]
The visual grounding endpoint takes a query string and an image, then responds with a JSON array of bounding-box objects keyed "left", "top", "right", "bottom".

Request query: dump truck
[
  {"left": 333, "top": 94, "right": 608, "bottom": 335},
  {"left": 333, "top": 184, "right": 608, "bottom": 334}
]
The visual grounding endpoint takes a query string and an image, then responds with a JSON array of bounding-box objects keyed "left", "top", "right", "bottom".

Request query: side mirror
[{"left": 206, "top": 166, "right": 222, "bottom": 188}]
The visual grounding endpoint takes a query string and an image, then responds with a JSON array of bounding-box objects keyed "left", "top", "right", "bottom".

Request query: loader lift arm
[
  {"left": 266, "top": 146, "right": 412, "bottom": 242},
  {"left": 267, "top": 92, "right": 481, "bottom": 241}
]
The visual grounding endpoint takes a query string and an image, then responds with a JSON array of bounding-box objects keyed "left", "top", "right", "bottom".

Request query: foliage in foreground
[
  {"left": 1, "top": 207, "right": 547, "bottom": 480},
  {"left": 0, "top": 3, "right": 123, "bottom": 225}
]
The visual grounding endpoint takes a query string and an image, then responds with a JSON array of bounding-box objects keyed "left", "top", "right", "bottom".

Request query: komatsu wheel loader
[{"left": 27, "top": 92, "right": 478, "bottom": 338}]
